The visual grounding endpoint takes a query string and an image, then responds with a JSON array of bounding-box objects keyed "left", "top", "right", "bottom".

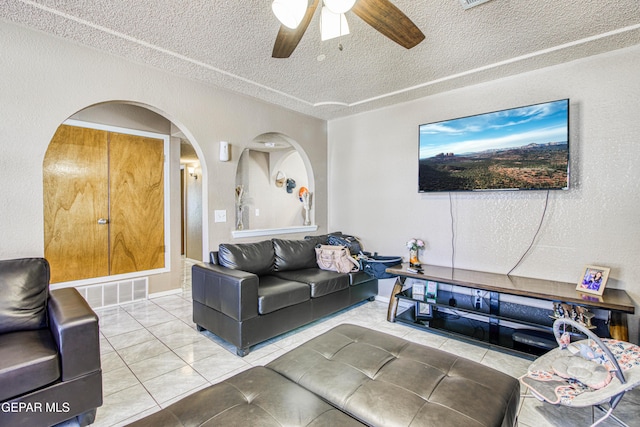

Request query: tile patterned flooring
[{"left": 82, "top": 259, "right": 639, "bottom": 426}]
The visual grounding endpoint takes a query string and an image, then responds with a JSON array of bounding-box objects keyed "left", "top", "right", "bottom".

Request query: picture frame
[
  {"left": 415, "top": 301, "right": 432, "bottom": 320},
  {"left": 412, "top": 282, "right": 425, "bottom": 300},
  {"left": 425, "top": 281, "right": 438, "bottom": 303},
  {"left": 576, "top": 265, "right": 610, "bottom": 296}
]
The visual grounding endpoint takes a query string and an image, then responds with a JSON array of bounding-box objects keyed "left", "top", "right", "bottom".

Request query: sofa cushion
[
  {"left": 258, "top": 276, "right": 310, "bottom": 315},
  {"left": 0, "top": 329, "right": 60, "bottom": 401},
  {"left": 127, "top": 366, "right": 366, "bottom": 427},
  {"left": 0, "top": 258, "right": 49, "bottom": 334},
  {"left": 304, "top": 234, "right": 328, "bottom": 246},
  {"left": 272, "top": 269, "right": 350, "bottom": 298},
  {"left": 268, "top": 324, "right": 520, "bottom": 427},
  {"left": 218, "top": 240, "right": 274, "bottom": 275},
  {"left": 273, "top": 238, "right": 317, "bottom": 271}
]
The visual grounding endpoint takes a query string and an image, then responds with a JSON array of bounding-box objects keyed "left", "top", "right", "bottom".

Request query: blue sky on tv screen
[{"left": 419, "top": 100, "right": 569, "bottom": 159}]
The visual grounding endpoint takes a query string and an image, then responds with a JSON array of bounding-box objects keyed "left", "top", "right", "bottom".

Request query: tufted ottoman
[
  {"left": 267, "top": 324, "right": 520, "bottom": 427},
  {"left": 128, "top": 366, "right": 365, "bottom": 426},
  {"left": 129, "top": 324, "right": 519, "bottom": 426}
]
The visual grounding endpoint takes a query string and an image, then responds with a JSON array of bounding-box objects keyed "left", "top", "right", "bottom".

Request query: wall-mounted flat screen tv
[{"left": 418, "top": 99, "right": 569, "bottom": 192}]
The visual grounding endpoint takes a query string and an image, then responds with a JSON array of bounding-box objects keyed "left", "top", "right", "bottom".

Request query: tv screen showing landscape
[{"left": 418, "top": 99, "right": 569, "bottom": 192}]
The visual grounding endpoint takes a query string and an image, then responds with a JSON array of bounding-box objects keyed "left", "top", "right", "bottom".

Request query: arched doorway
[{"left": 43, "top": 102, "right": 206, "bottom": 287}]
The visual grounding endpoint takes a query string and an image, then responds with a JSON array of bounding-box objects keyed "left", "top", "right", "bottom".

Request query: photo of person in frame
[
  {"left": 581, "top": 269, "right": 604, "bottom": 291},
  {"left": 577, "top": 266, "right": 610, "bottom": 296}
]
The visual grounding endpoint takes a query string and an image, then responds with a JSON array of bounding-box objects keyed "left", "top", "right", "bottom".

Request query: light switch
[
  {"left": 255, "top": 208, "right": 260, "bottom": 216},
  {"left": 214, "top": 210, "right": 227, "bottom": 223}
]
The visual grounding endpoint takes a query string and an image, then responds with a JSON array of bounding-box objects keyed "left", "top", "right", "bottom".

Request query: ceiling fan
[{"left": 271, "top": 0, "right": 425, "bottom": 58}]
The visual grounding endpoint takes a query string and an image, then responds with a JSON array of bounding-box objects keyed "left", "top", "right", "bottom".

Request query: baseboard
[
  {"left": 375, "top": 295, "right": 390, "bottom": 304},
  {"left": 372, "top": 295, "right": 412, "bottom": 310},
  {"left": 149, "top": 288, "right": 184, "bottom": 299}
]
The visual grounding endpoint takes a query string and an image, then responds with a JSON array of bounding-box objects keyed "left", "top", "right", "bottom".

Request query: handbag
[{"left": 315, "top": 245, "right": 359, "bottom": 274}]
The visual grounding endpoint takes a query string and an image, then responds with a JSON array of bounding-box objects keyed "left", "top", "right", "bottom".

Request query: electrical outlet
[{"left": 214, "top": 210, "right": 226, "bottom": 223}]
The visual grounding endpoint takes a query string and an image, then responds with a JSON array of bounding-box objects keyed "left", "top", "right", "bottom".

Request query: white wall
[
  {"left": 185, "top": 164, "right": 203, "bottom": 262},
  {"left": 328, "top": 45, "right": 640, "bottom": 342},
  {"left": 236, "top": 149, "right": 309, "bottom": 230},
  {"left": 0, "top": 21, "right": 327, "bottom": 294}
]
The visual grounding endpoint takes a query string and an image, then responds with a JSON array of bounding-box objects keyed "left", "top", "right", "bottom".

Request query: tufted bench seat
[
  {"left": 268, "top": 324, "right": 520, "bottom": 427},
  {"left": 128, "top": 366, "right": 365, "bottom": 426},
  {"left": 129, "top": 324, "right": 520, "bottom": 427}
]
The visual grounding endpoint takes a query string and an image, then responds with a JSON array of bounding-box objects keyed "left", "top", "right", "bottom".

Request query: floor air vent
[
  {"left": 76, "top": 278, "right": 148, "bottom": 309},
  {"left": 459, "top": 0, "right": 494, "bottom": 9}
]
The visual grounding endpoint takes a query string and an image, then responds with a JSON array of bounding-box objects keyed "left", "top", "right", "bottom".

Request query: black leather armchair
[{"left": 0, "top": 258, "right": 102, "bottom": 426}]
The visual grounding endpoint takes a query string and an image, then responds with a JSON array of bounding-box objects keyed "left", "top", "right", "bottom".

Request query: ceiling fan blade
[
  {"left": 352, "top": 0, "right": 425, "bottom": 49},
  {"left": 272, "top": 0, "right": 320, "bottom": 58}
]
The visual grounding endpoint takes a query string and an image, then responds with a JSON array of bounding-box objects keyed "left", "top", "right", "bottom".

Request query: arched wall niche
[{"left": 234, "top": 132, "right": 317, "bottom": 236}]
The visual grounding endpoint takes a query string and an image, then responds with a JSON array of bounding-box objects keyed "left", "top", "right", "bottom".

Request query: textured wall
[
  {"left": 0, "top": 21, "right": 327, "bottom": 293},
  {"left": 328, "top": 45, "right": 640, "bottom": 342}
]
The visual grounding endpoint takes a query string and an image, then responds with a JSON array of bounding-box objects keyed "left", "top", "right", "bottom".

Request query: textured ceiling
[{"left": 3, "top": 0, "right": 640, "bottom": 119}]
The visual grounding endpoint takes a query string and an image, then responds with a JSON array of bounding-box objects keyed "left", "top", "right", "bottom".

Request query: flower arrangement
[
  {"left": 235, "top": 185, "right": 246, "bottom": 230},
  {"left": 406, "top": 238, "right": 425, "bottom": 267},
  {"left": 235, "top": 185, "right": 246, "bottom": 207},
  {"left": 298, "top": 187, "right": 312, "bottom": 226},
  {"left": 406, "top": 238, "right": 425, "bottom": 251}
]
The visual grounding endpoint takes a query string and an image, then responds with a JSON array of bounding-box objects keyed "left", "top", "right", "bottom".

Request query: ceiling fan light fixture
[
  {"left": 320, "top": 6, "right": 350, "bottom": 41},
  {"left": 272, "top": 0, "right": 308, "bottom": 29},
  {"left": 323, "top": 0, "right": 357, "bottom": 14}
]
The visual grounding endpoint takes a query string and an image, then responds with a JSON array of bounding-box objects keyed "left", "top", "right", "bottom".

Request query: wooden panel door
[
  {"left": 44, "top": 125, "right": 109, "bottom": 283},
  {"left": 108, "top": 132, "right": 165, "bottom": 275}
]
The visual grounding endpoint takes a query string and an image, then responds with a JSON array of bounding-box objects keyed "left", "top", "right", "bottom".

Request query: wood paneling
[
  {"left": 44, "top": 125, "right": 109, "bottom": 283},
  {"left": 109, "top": 132, "right": 165, "bottom": 275}
]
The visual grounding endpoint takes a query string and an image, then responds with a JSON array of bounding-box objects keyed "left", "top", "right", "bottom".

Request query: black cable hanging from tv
[
  {"left": 449, "top": 192, "right": 455, "bottom": 270},
  {"left": 506, "top": 190, "right": 550, "bottom": 276}
]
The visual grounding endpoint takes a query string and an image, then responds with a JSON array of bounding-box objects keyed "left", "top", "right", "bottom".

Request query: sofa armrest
[
  {"left": 48, "top": 288, "right": 101, "bottom": 381},
  {"left": 192, "top": 263, "right": 259, "bottom": 322}
]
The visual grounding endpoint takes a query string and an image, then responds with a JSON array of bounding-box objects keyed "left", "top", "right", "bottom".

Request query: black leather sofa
[
  {"left": 192, "top": 235, "right": 378, "bottom": 356},
  {"left": 129, "top": 324, "right": 520, "bottom": 427},
  {"left": 0, "top": 258, "right": 102, "bottom": 427}
]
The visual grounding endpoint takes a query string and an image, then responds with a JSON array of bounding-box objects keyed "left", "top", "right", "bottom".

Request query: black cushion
[
  {"left": 0, "top": 258, "right": 49, "bottom": 334},
  {"left": 273, "top": 269, "right": 350, "bottom": 298},
  {"left": 273, "top": 238, "right": 317, "bottom": 271},
  {"left": 258, "top": 276, "right": 310, "bottom": 315},
  {"left": 0, "top": 329, "right": 60, "bottom": 401},
  {"left": 218, "top": 241, "right": 274, "bottom": 275}
]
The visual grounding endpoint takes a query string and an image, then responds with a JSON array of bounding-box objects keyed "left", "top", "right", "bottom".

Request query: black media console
[{"left": 386, "top": 264, "right": 634, "bottom": 359}]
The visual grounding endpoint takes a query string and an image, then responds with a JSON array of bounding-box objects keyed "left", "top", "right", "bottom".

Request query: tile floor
[{"left": 78, "top": 259, "right": 639, "bottom": 426}]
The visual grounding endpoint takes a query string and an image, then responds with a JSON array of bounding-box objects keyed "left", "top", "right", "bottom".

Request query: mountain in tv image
[{"left": 419, "top": 141, "right": 568, "bottom": 192}]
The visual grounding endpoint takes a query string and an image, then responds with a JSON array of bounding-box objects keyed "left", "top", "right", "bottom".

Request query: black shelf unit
[
  {"left": 394, "top": 286, "right": 609, "bottom": 359},
  {"left": 387, "top": 264, "right": 634, "bottom": 358}
]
